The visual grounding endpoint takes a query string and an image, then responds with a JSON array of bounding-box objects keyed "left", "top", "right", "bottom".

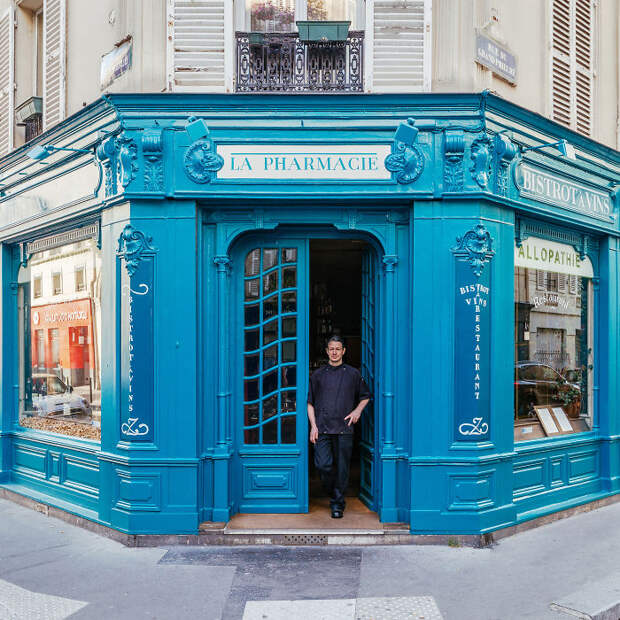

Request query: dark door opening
[{"left": 308, "top": 239, "right": 376, "bottom": 510}]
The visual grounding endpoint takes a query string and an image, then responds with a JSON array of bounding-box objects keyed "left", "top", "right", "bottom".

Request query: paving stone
[
  {"left": 243, "top": 598, "right": 356, "bottom": 620},
  {"left": 0, "top": 578, "right": 88, "bottom": 620},
  {"left": 355, "top": 596, "right": 443, "bottom": 620}
]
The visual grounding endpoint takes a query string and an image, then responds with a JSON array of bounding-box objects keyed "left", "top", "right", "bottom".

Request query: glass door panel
[{"left": 236, "top": 239, "right": 308, "bottom": 513}]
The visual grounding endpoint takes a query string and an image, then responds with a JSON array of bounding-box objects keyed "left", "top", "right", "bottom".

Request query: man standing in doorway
[{"left": 308, "top": 335, "right": 371, "bottom": 519}]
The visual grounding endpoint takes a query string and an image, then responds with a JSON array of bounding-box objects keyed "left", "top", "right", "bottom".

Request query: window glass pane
[
  {"left": 18, "top": 236, "right": 102, "bottom": 441},
  {"left": 263, "top": 248, "right": 278, "bottom": 270},
  {"left": 281, "top": 390, "right": 296, "bottom": 413},
  {"left": 282, "top": 340, "right": 296, "bottom": 362},
  {"left": 282, "top": 291, "right": 296, "bottom": 313},
  {"left": 245, "top": 328, "right": 260, "bottom": 351},
  {"left": 282, "top": 248, "right": 296, "bottom": 263},
  {"left": 263, "top": 344, "right": 278, "bottom": 370},
  {"left": 245, "top": 378, "right": 259, "bottom": 401},
  {"left": 245, "top": 278, "right": 260, "bottom": 300},
  {"left": 281, "top": 364, "right": 296, "bottom": 388},
  {"left": 247, "top": 0, "right": 295, "bottom": 33},
  {"left": 245, "top": 249, "right": 261, "bottom": 276},
  {"left": 282, "top": 266, "right": 296, "bottom": 288},
  {"left": 307, "top": 0, "right": 360, "bottom": 28},
  {"left": 262, "top": 418, "right": 278, "bottom": 443},
  {"left": 282, "top": 317, "right": 296, "bottom": 338},
  {"left": 262, "top": 370, "right": 278, "bottom": 395},
  {"left": 514, "top": 259, "right": 593, "bottom": 442},
  {"left": 263, "top": 394, "right": 278, "bottom": 420},
  {"left": 263, "top": 319, "right": 278, "bottom": 345},
  {"left": 245, "top": 303, "right": 260, "bottom": 326},
  {"left": 263, "top": 270, "right": 278, "bottom": 295},
  {"left": 263, "top": 294, "right": 278, "bottom": 321},
  {"left": 281, "top": 415, "right": 296, "bottom": 444},
  {"left": 244, "top": 354, "right": 260, "bottom": 376}
]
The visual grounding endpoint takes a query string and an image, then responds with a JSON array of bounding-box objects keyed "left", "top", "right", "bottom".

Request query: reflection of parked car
[
  {"left": 515, "top": 361, "right": 581, "bottom": 418},
  {"left": 31, "top": 373, "right": 92, "bottom": 417}
]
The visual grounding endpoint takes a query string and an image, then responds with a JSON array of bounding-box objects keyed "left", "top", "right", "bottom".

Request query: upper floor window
[
  {"left": 240, "top": 0, "right": 363, "bottom": 32},
  {"left": 551, "top": 0, "right": 594, "bottom": 136},
  {"left": 33, "top": 274, "right": 42, "bottom": 298},
  {"left": 52, "top": 271, "right": 62, "bottom": 296},
  {"left": 74, "top": 265, "right": 86, "bottom": 293}
]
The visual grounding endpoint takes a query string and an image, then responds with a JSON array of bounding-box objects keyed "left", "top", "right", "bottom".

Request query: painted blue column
[
  {"left": 379, "top": 253, "right": 399, "bottom": 522},
  {"left": 98, "top": 199, "right": 200, "bottom": 534},
  {"left": 212, "top": 253, "right": 233, "bottom": 521},
  {"left": 409, "top": 199, "right": 516, "bottom": 534},
  {"left": 0, "top": 243, "right": 17, "bottom": 483}
]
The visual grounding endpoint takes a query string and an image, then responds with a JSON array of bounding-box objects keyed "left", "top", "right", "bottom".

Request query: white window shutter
[
  {"left": 370, "top": 0, "right": 430, "bottom": 93},
  {"left": 167, "top": 0, "right": 228, "bottom": 92},
  {"left": 43, "top": 0, "right": 66, "bottom": 130},
  {"left": 574, "top": 0, "right": 593, "bottom": 136},
  {"left": 0, "top": 7, "right": 15, "bottom": 155},
  {"left": 569, "top": 274, "right": 578, "bottom": 295},
  {"left": 551, "top": 0, "right": 593, "bottom": 136},
  {"left": 558, "top": 273, "right": 568, "bottom": 293},
  {"left": 536, "top": 270, "right": 547, "bottom": 291}
]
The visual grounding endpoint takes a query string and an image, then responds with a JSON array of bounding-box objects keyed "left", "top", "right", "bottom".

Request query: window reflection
[
  {"left": 514, "top": 260, "right": 593, "bottom": 442},
  {"left": 18, "top": 235, "right": 102, "bottom": 441}
]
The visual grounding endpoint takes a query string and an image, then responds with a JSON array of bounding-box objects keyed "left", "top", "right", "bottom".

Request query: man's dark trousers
[{"left": 314, "top": 433, "right": 354, "bottom": 511}]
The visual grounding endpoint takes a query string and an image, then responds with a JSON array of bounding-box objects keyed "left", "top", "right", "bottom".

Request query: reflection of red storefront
[{"left": 31, "top": 299, "right": 94, "bottom": 388}]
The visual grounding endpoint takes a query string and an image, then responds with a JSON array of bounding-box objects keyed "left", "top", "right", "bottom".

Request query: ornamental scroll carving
[
  {"left": 452, "top": 224, "right": 495, "bottom": 277},
  {"left": 117, "top": 224, "right": 157, "bottom": 276},
  {"left": 384, "top": 118, "right": 425, "bottom": 185},
  {"left": 493, "top": 133, "right": 518, "bottom": 196}
]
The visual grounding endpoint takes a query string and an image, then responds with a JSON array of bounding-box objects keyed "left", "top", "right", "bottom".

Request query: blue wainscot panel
[
  {"left": 11, "top": 436, "right": 100, "bottom": 513},
  {"left": 513, "top": 438, "right": 602, "bottom": 521}
]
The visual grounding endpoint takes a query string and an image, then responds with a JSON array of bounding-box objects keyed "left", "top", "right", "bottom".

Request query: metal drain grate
[{"left": 282, "top": 534, "right": 328, "bottom": 545}]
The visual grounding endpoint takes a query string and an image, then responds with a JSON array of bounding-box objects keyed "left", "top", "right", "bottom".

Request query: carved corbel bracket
[
  {"left": 384, "top": 118, "right": 425, "bottom": 185},
  {"left": 214, "top": 254, "right": 231, "bottom": 275},
  {"left": 95, "top": 132, "right": 138, "bottom": 197},
  {"left": 493, "top": 133, "right": 519, "bottom": 196},
  {"left": 452, "top": 223, "right": 495, "bottom": 277},
  {"left": 470, "top": 134, "right": 492, "bottom": 190},
  {"left": 142, "top": 128, "right": 164, "bottom": 192},
  {"left": 443, "top": 129, "right": 465, "bottom": 192}
]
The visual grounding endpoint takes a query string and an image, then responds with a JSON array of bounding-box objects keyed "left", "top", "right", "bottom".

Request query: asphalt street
[{"left": 2, "top": 497, "right": 620, "bottom": 619}]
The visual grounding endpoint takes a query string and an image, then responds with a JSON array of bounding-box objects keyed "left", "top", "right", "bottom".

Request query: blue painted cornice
[{"left": 0, "top": 92, "right": 617, "bottom": 238}]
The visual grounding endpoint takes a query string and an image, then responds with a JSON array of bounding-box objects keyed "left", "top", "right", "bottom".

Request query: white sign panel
[
  {"left": 217, "top": 144, "right": 392, "bottom": 181},
  {"left": 515, "top": 236, "right": 593, "bottom": 278}
]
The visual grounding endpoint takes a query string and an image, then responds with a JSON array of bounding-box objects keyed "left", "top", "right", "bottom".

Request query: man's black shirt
[{"left": 307, "top": 363, "right": 371, "bottom": 434}]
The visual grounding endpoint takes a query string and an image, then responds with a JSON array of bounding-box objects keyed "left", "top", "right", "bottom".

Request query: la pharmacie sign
[
  {"left": 217, "top": 144, "right": 392, "bottom": 181},
  {"left": 515, "top": 163, "right": 613, "bottom": 222}
]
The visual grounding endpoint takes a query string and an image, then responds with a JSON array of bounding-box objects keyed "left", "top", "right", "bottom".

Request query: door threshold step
[{"left": 224, "top": 528, "right": 390, "bottom": 535}]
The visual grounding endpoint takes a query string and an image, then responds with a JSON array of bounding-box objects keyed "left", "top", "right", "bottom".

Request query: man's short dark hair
[{"left": 326, "top": 335, "right": 345, "bottom": 347}]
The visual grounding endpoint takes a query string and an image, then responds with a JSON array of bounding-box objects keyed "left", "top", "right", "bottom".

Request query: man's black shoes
[{"left": 331, "top": 509, "right": 343, "bottom": 519}]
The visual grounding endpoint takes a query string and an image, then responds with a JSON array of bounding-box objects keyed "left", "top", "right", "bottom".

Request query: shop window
[
  {"left": 18, "top": 233, "right": 102, "bottom": 441},
  {"left": 33, "top": 274, "right": 42, "bottom": 298},
  {"left": 51, "top": 271, "right": 62, "bottom": 295},
  {"left": 514, "top": 237, "right": 594, "bottom": 442},
  {"left": 74, "top": 265, "right": 85, "bottom": 293}
]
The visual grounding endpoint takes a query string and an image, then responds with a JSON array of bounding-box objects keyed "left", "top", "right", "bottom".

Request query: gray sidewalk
[{"left": 1, "top": 496, "right": 620, "bottom": 619}]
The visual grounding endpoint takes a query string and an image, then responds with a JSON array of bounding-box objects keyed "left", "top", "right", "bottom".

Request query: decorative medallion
[
  {"left": 384, "top": 118, "right": 425, "bottom": 185},
  {"left": 116, "top": 135, "right": 138, "bottom": 188},
  {"left": 452, "top": 224, "right": 495, "bottom": 277},
  {"left": 184, "top": 133, "right": 224, "bottom": 184},
  {"left": 117, "top": 224, "right": 157, "bottom": 276}
]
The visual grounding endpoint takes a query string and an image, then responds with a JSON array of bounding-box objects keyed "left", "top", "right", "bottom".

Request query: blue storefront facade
[{"left": 0, "top": 91, "right": 618, "bottom": 536}]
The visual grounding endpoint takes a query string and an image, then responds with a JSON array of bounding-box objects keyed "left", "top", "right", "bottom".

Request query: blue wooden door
[
  {"left": 235, "top": 238, "right": 309, "bottom": 513},
  {"left": 359, "top": 248, "right": 376, "bottom": 509}
]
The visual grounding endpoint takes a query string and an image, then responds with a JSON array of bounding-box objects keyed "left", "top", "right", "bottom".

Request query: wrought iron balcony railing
[{"left": 235, "top": 31, "right": 364, "bottom": 93}]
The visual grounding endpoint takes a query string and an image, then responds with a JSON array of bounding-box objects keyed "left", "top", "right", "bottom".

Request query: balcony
[{"left": 235, "top": 31, "right": 364, "bottom": 93}]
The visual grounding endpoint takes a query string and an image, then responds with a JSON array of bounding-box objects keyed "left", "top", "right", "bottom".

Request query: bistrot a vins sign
[
  {"left": 515, "top": 163, "right": 613, "bottom": 222},
  {"left": 217, "top": 144, "right": 392, "bottom": 181}
]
